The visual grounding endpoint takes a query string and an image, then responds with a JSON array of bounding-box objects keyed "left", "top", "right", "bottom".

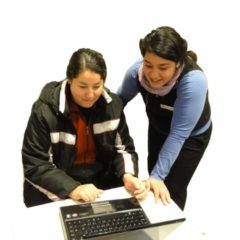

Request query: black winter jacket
[{"left": 22, "top": 80, "right": 138, "bottom": 207}]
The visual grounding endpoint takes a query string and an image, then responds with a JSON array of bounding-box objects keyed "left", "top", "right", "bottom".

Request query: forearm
[
  {"left": 150, "top": 133, "right": 184, "bottom": 180},
  {"left": 23, "top": 147, "right": 79, "bottom": 199}
]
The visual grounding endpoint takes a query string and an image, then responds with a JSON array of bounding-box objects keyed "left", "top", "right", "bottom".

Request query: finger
[
  {"left": 82, "top": 193, "right": 91, "bottom": 202},
  {"left": 84, "top": 188, "right": 98, "bottom": 201},
  {"left": 133, "top": 187, "right": 146, "bottom": 197},
  {"left": 159, "top": 190, "right": 171, "bottom": 205},
  {"left": 131, "top": 179, "right": 142, "bottom": 190},
  {"left": 94, "top": 190, "right": 103, "bottom": 200},
  {"left": 134, "top": 193, "right": 145, "bottom": 200},
  {"left": 89, "top": 190, "right": 100, "bottom": 201},
  {"left": 97, "top": 189, "right": 104, "bottom": 194},
  {"left": 152, "top": 188, "right": 160, "bottom": 202},
  {"left": 160, "top": 195, "right": 168, "bottom": 205},
  {"left": 86, "top": 192, "right": 99, "bottom": 202},
  {"left": 134, "top": 190, "right": 148, "bottom": 200},
  {"left": 144, "top": 180, "right": 151, "bottom": 191},
  {"left": 166, "top": 191, "right": 171, "bottom": 203}
]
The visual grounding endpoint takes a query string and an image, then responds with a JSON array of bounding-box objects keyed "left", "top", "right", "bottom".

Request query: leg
[
  {"left": 165, "top": 124, "right": 212, "bottom": 210},
  {"left": 147, "top": 125, "right": 166, "bottom": 173}
]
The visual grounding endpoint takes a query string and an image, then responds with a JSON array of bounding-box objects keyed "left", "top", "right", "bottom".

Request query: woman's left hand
[{"left": 148, "top": 177, "right": 171, "bottom": 205}]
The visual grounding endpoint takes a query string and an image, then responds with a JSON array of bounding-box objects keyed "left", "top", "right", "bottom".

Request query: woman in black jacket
[{"left": 22, "top": 48, "right": 148, "bottom": 207}]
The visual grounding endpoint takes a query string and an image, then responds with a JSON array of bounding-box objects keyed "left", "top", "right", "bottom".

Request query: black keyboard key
[{"left": 65, "top": 210, "right": 150, "bottom": 239}]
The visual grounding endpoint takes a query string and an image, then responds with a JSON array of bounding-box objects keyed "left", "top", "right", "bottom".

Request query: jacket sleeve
[
  {"left": 113, "top": 111, "right": 139, "bottom": 178},
  {"left": 22, "top": 102, "right": 79, "bottom": 200}
]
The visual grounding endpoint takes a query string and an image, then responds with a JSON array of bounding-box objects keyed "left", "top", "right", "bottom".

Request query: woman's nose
[
  {"left": 85, "top": 88, "right": 94, "bottom": 98},
  {"left": 149, "top": 69, "right": 160, "bottom": 80}
]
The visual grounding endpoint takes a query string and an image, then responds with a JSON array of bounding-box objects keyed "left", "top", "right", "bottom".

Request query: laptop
[{"left": 59, "top": 188, "right": 185, "bottom": 240}]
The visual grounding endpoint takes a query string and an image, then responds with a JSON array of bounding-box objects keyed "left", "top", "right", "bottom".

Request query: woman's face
[
  {"left": 68, "top": 70, "right": 104, "bottom": 108},
  {"left": 143, "top": 52, "right": 178, "bottom": 89}
]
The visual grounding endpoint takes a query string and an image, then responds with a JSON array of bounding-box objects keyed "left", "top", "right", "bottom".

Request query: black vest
[{"left": 138, "top": 58, "right": 211, "bottom": 134}]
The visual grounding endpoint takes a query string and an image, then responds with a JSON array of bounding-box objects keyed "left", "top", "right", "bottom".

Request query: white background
[{"left": 0, "top": 0, "right": 239, "bottom": 239}]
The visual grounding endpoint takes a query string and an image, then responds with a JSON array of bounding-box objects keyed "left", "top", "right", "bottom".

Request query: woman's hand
[
  {"left": 68, "top": 184, "right": 103, "bottom": 202},
  {"left": 123, "top": 173, "right": 150, "bottom": 200},
  {"left": 148, "top": 177, "right": 171, "bottom": 205}
]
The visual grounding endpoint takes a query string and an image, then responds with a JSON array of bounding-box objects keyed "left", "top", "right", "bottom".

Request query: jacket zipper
[
  {"left": 84, "top": 125, "right": 89, "bottom": 164},
  {"left": 82, "top": 107, "right": 94, "bottom": 164}
]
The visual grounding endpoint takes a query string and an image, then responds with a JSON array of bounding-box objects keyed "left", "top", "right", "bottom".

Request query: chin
[
  {"left": 150, "top": 83, "right": 162, "bottom": 89},
  {"left": 83, "top": 102, "right": 96, "bottom": 108}
]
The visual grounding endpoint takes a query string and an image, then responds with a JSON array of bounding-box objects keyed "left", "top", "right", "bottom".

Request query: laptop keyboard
[{"left": 65, "top": 209, "right": 150, "bottom": 239}]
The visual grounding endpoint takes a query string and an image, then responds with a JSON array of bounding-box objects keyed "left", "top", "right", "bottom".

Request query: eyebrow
[
  {"left": 144, "top": 59, "right": 152, "bottom": 64},
  {"left": 144, "top": 60, "right": 169, "bottom": 67},
  {"left": 78, "top": 81, "right": 102, "bottom": 86}
]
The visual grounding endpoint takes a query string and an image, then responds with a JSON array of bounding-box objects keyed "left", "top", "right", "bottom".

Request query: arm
[
  {"left": 22, "top": 103, "right": 79, "bottom": 200},
  {"left": 113, "top": 111, "right": 138, "bottom": 177},
  {"left": 114, "top": 111, "right": 149, "bottom": 199},
  {"left": 151, "top": 70, "right": 208, "bottom": 180},
  {"left": 116, "top": 60, "right": 142, "bottom": 105}
]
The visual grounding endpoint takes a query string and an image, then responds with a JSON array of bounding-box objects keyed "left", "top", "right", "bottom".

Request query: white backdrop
[{"left": 1, "top": 0, "right": 239, "bottom": 239}]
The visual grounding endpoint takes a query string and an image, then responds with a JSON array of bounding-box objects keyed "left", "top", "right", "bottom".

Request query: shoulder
[
  {"left": 178, "top": 70, "right": 208, "bottom": 91},
  {"left": 176, "top": 70, "right": 208, "bottom": 100},
  {"left": 102, "top": 87, "right": 123, "bottom": 109},
  {"left": 32, "top": 80, "right": 63, "bottom": 114},
  {"left": 39, "top": 80, "right": 62, "bottom": 100},
  {"left": 126, "top": 59, "right": 143, "bottom": 77}
]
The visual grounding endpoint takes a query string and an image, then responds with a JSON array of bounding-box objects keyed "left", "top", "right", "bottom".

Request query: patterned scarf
[{"left": 138, "top": 63, "right": 184, "bottom": 96}]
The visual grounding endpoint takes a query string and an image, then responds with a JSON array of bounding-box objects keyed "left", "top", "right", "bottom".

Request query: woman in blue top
[{"left": 117, "top": 26, "right": 212, "bottom": 210}]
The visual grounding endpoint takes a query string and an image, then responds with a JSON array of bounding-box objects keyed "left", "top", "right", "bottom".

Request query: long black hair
[{"left": 139, "top": 26, "right": 197, "bottom": 64}]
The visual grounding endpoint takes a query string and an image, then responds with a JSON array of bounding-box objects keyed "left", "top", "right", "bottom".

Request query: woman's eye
[
  {"left": 145, "top": 65, "right": 152, "bottom": 69},
  {"left": 159, "top": 67, "right": 167, "bottom": 71}
]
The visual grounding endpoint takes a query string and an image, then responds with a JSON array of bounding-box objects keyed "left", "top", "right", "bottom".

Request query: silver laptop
[{"left": 60, "top": 195, "right": 185, "bottom": 240}]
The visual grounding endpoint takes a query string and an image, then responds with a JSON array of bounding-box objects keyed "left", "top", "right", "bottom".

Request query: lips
[
  {"left": 83, "top": 99, "right": 94, "bottom": 103},
  {"left": 150, "top": 78, "right": 162, "bottom": 83}
]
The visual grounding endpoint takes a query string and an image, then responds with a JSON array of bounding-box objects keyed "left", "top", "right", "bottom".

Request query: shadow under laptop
[
  {"left": 86, "top": 229, "right": 153, "bottom": 240},
  {"left": 87, "top": 223, "right": 181, "bottom": 240}
]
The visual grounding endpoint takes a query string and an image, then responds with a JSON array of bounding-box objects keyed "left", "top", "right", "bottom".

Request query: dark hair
[
  {"left": 139, "top": 26, "right": 197, "bottom": 64},
  {"left": 66, "top": 48, "right": 107, "bottom": 81}
]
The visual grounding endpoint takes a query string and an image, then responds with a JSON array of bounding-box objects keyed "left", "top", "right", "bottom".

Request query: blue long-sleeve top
[{"left": 117, "top": 59, "right": 211, "bottom": 180}]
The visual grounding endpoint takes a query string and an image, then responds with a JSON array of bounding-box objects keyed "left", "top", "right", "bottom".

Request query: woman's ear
[
  {"left": 176, "top": 62, "right": 180, "bottom": 68},
  {"left": 67, "top": 79, "right": 72, "bottom": 84}
]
